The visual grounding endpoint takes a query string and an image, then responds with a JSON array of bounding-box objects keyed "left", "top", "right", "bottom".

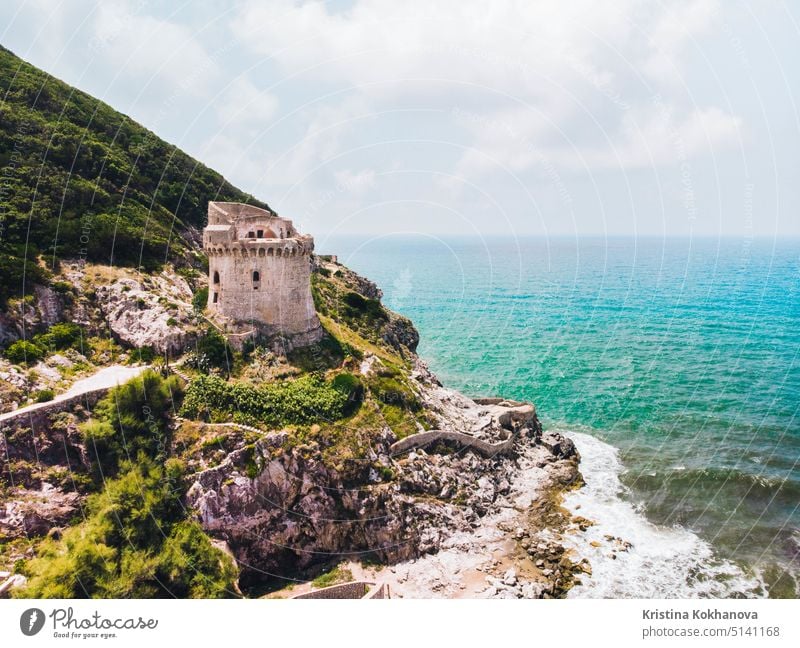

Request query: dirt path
[{"left": 0, "top": 364, "right": 149, "bottom": 423}]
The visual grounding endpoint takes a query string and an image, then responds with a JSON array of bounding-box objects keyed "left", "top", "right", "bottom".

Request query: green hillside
[{"left": 0, "top": 44, "right": 269, "bottom": 303}]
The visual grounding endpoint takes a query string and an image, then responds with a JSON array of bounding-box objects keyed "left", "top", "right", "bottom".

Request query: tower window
[
  {"left": 212, "top": 292, "right": 219, "bottom": 303},
  {"left": 213, "top": 271, "right": 220, "bottom": 284},
  {"left": 247, "top": 231, "right": 255, "bottom": 238},
  {"left": 252, "top": 270, "right": 260, "bottom": 289},
  {"left": 257, "top": 229, "right": 264, "bottom": 238}
]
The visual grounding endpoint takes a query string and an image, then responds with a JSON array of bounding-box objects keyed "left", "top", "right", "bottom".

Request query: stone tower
[{"left": 203, "top": 201, "right": 322, "bottom": 348}]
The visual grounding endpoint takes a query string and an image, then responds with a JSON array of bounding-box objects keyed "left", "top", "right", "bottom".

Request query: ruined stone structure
[{"left": 203, "top": 202, "right": 322, "bottom": 348}]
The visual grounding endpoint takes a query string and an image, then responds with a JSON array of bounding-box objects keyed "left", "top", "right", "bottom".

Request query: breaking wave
[{"left": 558, "top": 430, "right": 766, "bottom": 598}]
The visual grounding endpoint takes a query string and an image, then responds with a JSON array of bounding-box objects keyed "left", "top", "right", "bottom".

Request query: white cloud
[
  {"left": 261, "top": 95, "right": 369, "bottom": 186},
  {"left": 91, "top": 1, "right": 220, "bottom": 96},
  {"left": 333, "top": 168, "right": 376, "bottom": 193},
  {"left": 642, "top": 0, "right": 721, "bottom": 85},
  {"left": 564, "top": 104, "right": 743, "bottom": 170},
  {"left": 231, "top": 0, "right": 741, "bottom": 182},
  {"left": 214, "top": 76, "right": 279, "bottom": 126}
]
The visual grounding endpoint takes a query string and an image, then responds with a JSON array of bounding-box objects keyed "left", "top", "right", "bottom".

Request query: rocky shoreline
[{"left": 184, "top": 358, "right": 588, "bottom": 598}]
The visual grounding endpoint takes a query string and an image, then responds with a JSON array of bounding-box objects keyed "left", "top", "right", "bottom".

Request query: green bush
[
  {"left": 193, "top": 328, "right": 233, "bottom": 373},
  {"left": 311, "top": 564, "right": 353, "bottom": 588},
  {"left": 128, "top": 346, "right": 157, "bottom": 363},
  {"left": 342, "top": 291, "right": 386, "bottom": 320},
  {"left": 82, "top": 369, "right": 183, "bottom": 477},
  {"left": 180, "top": 373, "right": 355, "bottom": 426},
  {"left": 370, "top": 376, "right": 420, "bottom": 411},
  {"left": 35, "top": 388, "right": 55, "bottom": 402},
  {"left": 331, "top": 372, "right": 364, "bottom": 415},
  {"left": 15, "top": 460, "right": 237, "bottom": 599},
  {"left": 35, "top": 322, "right": 84, "bottom": 353},
  {"left": 343, "top": 291, "right": 368, "bottom": 310},
  {"left": 50, "top": 280, "right": 72, "bottom": 294},
  {"left": 4, "top": 339, "right": 44, "bottom": 365},
  {"left": 192, "top": 286, "right": 208, "bottom": 312}
]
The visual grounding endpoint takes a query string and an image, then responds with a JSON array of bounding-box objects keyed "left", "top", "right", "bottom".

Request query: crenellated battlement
[{"left": 205, "top": 237, "right": 314, "bottom": 258}]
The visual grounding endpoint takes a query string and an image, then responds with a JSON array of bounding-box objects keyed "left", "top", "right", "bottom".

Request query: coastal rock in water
[{"left": 541, "top": 431, "right": 579, "bottom": 461}]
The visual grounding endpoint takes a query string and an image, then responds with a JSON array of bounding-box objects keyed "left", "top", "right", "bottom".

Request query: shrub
[
  {"left": 15, "top": 460, "right": 237, "bottom": 599},
  {"left": 130, "top": 346, "right": 156, "bottom": 363},
  {"left": 50, "top": 280, "right": 72, "bottom": 294},
  {"left": 193, "top": 328, "right": 233, "bottom": 373},
  {"left": 35, "top": 322, "right": 84, "bottom": 353},
  {"left": 343, "top": 291, "right": 368, "bottom": 310},
  {"left": 192, "top": 286, "right": 208, "bottom": 312},
  {"left": 341, "top": 291, "right": 386, "bottom": 320},
  {"left": 370, "top": 376, "right": 420, "bottom": 410},
  {"left": 331, "top": 372, "right": 364, "bottom": 415},
  {"left": 35, "top": 389, "right": 55, "bottom": 403},
  {"left": 82, "top": 370, "right": 183, "bottom": 476},
  {"left": 4, "top": 340, "right": 44, "bottom": 365},
  {"left": 181, "top": 373, "right": 354, "bottom": 426},
  {"left": 312, "top": 565, "right": 354, "bottom": 588}
]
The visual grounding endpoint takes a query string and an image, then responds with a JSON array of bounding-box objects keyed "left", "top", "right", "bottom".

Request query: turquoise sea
[{"left": 320, "top": 235, "right": 800, "bottom": 598}]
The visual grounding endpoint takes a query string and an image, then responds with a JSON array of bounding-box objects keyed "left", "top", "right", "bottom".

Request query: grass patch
[{"left": 311, "top": 564, "right": 354, "bottom": 589}]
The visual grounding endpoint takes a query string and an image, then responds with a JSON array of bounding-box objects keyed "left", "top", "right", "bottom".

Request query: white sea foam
[{"left": 557, "top": 430, "right": 766, "bottom": 598}]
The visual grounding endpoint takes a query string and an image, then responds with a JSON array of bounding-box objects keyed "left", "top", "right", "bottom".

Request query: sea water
[{"left": 319, "top": 235, "right": 800, "bottom": 598}]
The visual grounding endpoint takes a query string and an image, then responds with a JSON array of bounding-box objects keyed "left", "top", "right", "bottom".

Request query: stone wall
[
  {"left": 207, "top": 247, "right": 320, "bottom": 338},
  {"left": 293, "top": 581, "right": 390, "bottom": 599},
  {"left": 0, "top": 388, "right": 106, "bottom": 433},
  {"left": 389, "top": 428, "right": 519, "bottom": 458}
]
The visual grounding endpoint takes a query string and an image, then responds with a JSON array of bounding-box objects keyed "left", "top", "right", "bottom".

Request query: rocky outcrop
[
  {"left": 0, "top": 405, "right": 92, "bottom": 541},
  {"left": 315, "top": 257, "right": 383, "bottom": 301},
  {"left": 185, "top": 360, "right": 581, "bottom": 592},
  {"left": 0, "top": 484, "right": 81, "bottom": 538},
  {"left": 0, "top": 284, "right": 66, "bottom": 345},
  {"left": 381, "top": 312, "right": 419, "bottom": 353},
  {"left": 95, "top": 274, "right": 198, "bottom": 354}
]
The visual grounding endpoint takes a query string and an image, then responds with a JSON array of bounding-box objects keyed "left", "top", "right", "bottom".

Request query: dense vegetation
[
  {"left": 15, "top": 370, "right": 237, "bottom": 598},
  {"left": 180, "top": 372, "right": 363, "bottom": 427},
  {"left": 311, "top": 273, "right": 389, "bottom": 346},
  {"left": 3, "top": 321, "right": 86, "bottom": 364},
  {"left": 0, "top": 45, "right": 269, "bottom": 304},
  {"left": 82, "top": 369, "right": 182, "bottom": 480}
]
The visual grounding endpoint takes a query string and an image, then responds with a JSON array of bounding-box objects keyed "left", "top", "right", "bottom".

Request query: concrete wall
[{"left": 364, "top": 582, "right": 390, "bottom": 599}]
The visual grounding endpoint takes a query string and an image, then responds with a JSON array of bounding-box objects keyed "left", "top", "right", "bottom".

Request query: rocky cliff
[{"left": 180, "top": 354, "right": 582, "bottom": 596}]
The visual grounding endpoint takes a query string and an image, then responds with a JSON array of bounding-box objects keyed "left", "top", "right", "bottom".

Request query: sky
[{"left": 1, "top": 0, "right": 798, "bottom": 240}]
